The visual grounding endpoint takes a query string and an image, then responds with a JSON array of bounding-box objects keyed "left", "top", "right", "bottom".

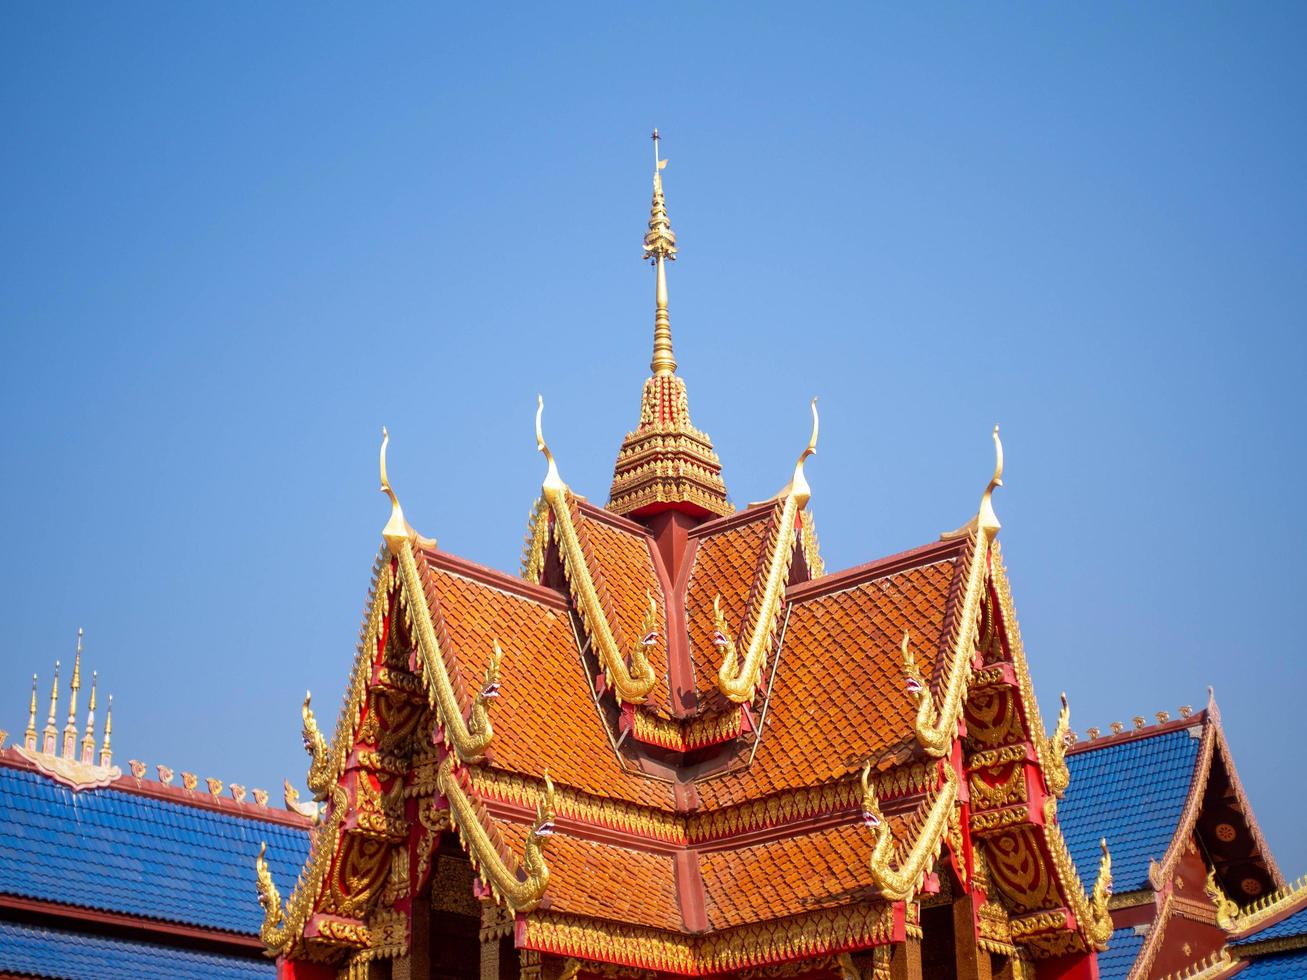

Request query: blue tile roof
[
  {"left": 0, "top": 920, "right": 274, "bottom": 979},
  {"left": 0, "top": 763, "right": 310, "bottom": 934},
  {"left": 1235, "top": 950, "right": 1307, "bottom": 978},
  {"left": 1239, "top": 904, "right": 1307, "bottom": 945},
  {"left": 1060, "top": 726, "right": 1202, "bottom": 891},
  {"left": 1096, "top": 925, "right": 1145, "bottom": 979}
]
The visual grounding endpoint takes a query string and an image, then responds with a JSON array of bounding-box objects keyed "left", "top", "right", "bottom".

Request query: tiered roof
[{"left": 258, "top": 138, "right": 1117, "bottom": 976}]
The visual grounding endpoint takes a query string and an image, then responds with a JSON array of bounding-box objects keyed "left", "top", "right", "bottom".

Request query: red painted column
[{"left": 1033, "top": 951, "right": 1099, "bottom": 980}]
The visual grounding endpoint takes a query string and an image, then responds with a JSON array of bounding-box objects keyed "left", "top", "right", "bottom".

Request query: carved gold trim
[
  {"left": 860, "top": 762, "right": 958, "bottom": 902},
  {"left": 440, "top": 755, "right": 556, "bottom": 912},
  {"left": 537, "top": 397, "right": 658, "bottom": 705}
]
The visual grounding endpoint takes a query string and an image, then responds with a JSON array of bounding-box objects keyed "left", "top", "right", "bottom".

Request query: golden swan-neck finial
[
  {"left": 977, "top": 424, "right": 1003, "bottom": 539},
  {"left": 380, "top": 427, "right": 410, "bottom": 547},
  {"left": 536, "top": 396, "right": 565, "bottom": 494}
]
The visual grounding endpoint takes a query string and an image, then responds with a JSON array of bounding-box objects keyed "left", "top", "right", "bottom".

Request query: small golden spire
[
  {"left": 81, "top": 672, "right": 98, "bottom": 764},
  {"left": 42, "top": 661, "right": 60, "bottom": 754},
  {"left": 977, "top": 425, "right": 1003, "bottom": 540},
  {"left": 98, "top": 695, "right": 113, "bottom": 767},
  {"left": 379, "top": 427, "right": 409, "bottom": 548},
  {"left": 63, "top": 628, "right": 83, "bottom": 759},
  {"left": 644, "top": 129, "right": 678, "bottom": 377},
  {"left": 536, "top": 396, "right": 565, "bottom": 494},
  {"left": 24, "top": 674, "right": 38, "bottom": 751}
]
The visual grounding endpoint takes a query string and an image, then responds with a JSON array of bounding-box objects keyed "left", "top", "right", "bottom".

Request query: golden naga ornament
[
  {"left": 1044, "top": 693, "right": 1072, "bottom": 799},
  {"left": 439, "top": 754, "right": 556, "bottom": 911},
  {"left": 301, "top": 692, "right": 332, "bottom": 801},
  {"left": 1086, "top": 839, "right": 1114, "bottom": 946},
  {"left": 378, "top": 427, "right": 499, "bottom": 760},
  {"left": 715, "top": 399, "right": 817, "bottom": 704},
  {"left": 1205, "top": 868, "right": 1241, "bottom": 931},
  {"left": 860, "top": 761, "right": 958, "bottom": 903},
  {"left": 535, "top": 396, "right": 658, "bottom": 704}
]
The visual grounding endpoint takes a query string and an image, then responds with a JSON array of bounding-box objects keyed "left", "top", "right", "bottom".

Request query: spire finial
[
  {"left": 82, "top": 672, "right": 98, "bottom": 764},
  {"left": 64, "top": 629, "right": 83, "bottom": 758},
  {"left": 379, "top": 427, "right": 410, "bottom": 548},
  {"left": 98, "top": 695, "right": 113, "bottom": 767},
  {"left": 644, "top": 129, "right": 678, "bottom": 376},
  {"left": 536, "top": 396, "right": 565, "bottom": 494},
  {"left": 42, "top": 661, "right": 60, "bottom": 754},
  {"left": 25, "top": 674, "right": 38, "bottom": 751},
  {"left": 978, "top": 425, "right": 1003, "bottom": 539}
]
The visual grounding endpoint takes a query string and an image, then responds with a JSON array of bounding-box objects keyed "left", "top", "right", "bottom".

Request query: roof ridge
[
  {"left": 0, "top": 747, "right": 312, "bottom": 829},
  {"left": 1064, "top": 706, "right": 1204, "bottom": 754},
  {"left": 1232, "top": 872, "right": 1307, "bottom": 936}
]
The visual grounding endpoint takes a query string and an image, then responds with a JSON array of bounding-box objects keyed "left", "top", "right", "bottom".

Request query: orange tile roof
[
  {"left": 684, "top": 507, "right": 776, "bottom": 713},
  {"left": 695, "top": 542, "right": 966, "bottom": 809},
  {"left": 493, "top": 817, "right": 683, "bottom": 931},
  {"left": 570, "top": 504, "right": 674, "bottom": 715},
  {"left": 418, "top": 553, "right": 674, "bottom": 810},
  {"left": 700, "top": 821, "right": 894, "bottom": 929}
]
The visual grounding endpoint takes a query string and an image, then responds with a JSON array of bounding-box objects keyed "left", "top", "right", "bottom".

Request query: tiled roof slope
[
  {"left": 1096, "top": 925, "right": 1146, "bottom": 980},
  {"left": 421, "top": 559, "right": 675, "bottom": 810},
  {"left": 1237, "top": 905, "right": 1307, "bottom": 946},
  {"left": 0, "top": 919, "right": 273, "bottom": 979},
  {"left": 684, "top": 506, "right": 775, "bottom": 710},
  {"left": 0, "top": 919, "right": 269, "bottom": 980},
  {"left": 695, "top": 541, "right": 965, "bottom": 808},
  {"left": 1060, "top": 723, "right": 1203, "bottom": 891},
  {"left": 1237, "top": 952, "right": 1307, "bottom": 977},
  {"left": 0, "top": 760, "right": 309, "bottom": 935}
]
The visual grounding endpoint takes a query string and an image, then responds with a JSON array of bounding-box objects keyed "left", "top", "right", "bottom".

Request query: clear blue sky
[{"left": 3, "top": 6, "right": 1304, "bottom": 875}]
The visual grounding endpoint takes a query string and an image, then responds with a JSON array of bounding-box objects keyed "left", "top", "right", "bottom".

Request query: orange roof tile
[
  {"left": 418, "top": 553, "right": 674, "bottom": 810},
  {"left": 494, "top": 817, "right": 683, "bottom": 931},
  {"left": 684, "top": 507, "right": 775, "bottom": 713},
  {"left": 570, "top": 504, "right": 674, "bottom": 714},
  {"left": 695, "top": 541, "right": 966, "bottom": 808},
  {"left": 700, "top": 821, "right": 894, "bottom": 929}
]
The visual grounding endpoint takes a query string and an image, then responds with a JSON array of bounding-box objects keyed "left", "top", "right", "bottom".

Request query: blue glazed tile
[
  {"left": 1061, "top": 728, "right": 1202, "bottom": 891},
  {"left": 0, "top": 765, "right": 309, "bottom": 935},
  {"left": 0, "top": 920, "right": 275, "bottom": 980}
]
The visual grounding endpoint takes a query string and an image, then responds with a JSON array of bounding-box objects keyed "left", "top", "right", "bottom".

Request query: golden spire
[
  {"left": 98, "top": 695, "right": 113, "bottom": 768},
  {"left": 24, "top": 674, "right": 37, "bottom": 751},
  {"left": 63, "top": 628, "right": 83, "bottom": 759},
  {"left": 81, "top": 672, "right": 98, "bottom": 764},
  {"left": 609, "top": 132, "right": 730, "bottom": 520},
  {"left": 644, "top": 128, "right": 677, "bottom": 377},
  {"left": 43, "top": 661, "right": 60, "bottom": 754}
]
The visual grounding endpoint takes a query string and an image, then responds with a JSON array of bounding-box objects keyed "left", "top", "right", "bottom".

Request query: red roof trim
[
  {"left": 419, "top": 546, "right": 570, "bottom": 611},
  {"left": 0, "top": 892, "right": 266, "bottom": 950},
  {"left": 785, "top": 536, "right": 968, "bottom": 605},
  {"left": 686, "top": 503, "right": 775, "bottom": 540},
  {"left": 0, "top": 749, "right": 313, "bottom": 829}
]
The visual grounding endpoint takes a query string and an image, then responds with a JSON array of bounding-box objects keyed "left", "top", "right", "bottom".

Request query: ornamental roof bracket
[
  {"left": 379, "top": 427, "right": 497, "bottom": 761},
  {"left": 1086, "top": 838, "right": 1114, "bottom": 946},
  {"left": 439, "top": 754, "right": 556, "bottom": 911},
  {"left": 860, "top": 761, "right": 959, "bottom": 903},
  {"left": 1205, "top": 868, "right": 1241, "bottom": 931},
  {"left": 715, "top": 400, "right": 817, "bottom": 704},
  {"left": 1044, "top": 692, "right": 1072, "bottom": 799},
  {"left": 301, "top": 691, "right": 332, "bottom": 801},
  {"left": 904, "top": 426, "right": 1004, "bottom": 756},
  {"left": 536, "top": 396, "right": 658, "bottom": 704},
  {"left": 257, "top": 786, "right": 349, "bottom": 955},
  {"left": 255, "top": 841, "right": 288, "bottom": 948}
]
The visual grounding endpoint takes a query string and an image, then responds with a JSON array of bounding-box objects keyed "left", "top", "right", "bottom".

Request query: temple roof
[
  {"left": 0, "top": 920, "right": 273, "bottom": 980},
  {"left": 1062, "top": 702, "right": 1280, "bottom": 901},
  {"left": 0, "top": 749, "right": 310, "bottom": 936}
]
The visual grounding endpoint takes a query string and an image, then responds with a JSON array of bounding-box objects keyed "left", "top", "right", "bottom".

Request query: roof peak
[{"left": 609, "top": 133, "right": 731, "bottom": 521}]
